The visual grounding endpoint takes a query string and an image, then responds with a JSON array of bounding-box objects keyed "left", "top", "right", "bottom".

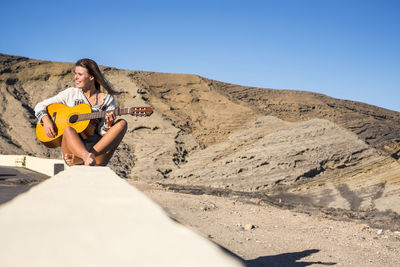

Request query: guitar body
[{"left": 36, "top": 103, "right": 92, "bottom": 148}]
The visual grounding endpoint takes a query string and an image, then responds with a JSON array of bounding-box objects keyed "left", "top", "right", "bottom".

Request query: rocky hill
[{"left": 1, "top": 53, "right": 400, "bottom": 229}]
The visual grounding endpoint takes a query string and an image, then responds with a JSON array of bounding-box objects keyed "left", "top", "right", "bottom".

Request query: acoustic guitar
[{"left": 36, "top": 103, "right": 153, "bottom": 148}]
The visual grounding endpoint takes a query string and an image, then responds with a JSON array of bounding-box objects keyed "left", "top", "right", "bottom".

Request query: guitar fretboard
[{"left": 76, "top": 107, "right": 139, "bottom": 122}]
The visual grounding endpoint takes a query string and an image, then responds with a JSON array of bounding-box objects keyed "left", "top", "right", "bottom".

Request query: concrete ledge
[
  {"left": 0, "top": 166, "right": 243, "bottom": 267},
  {"left": 0, "top": 155, "right": 66, "bottom": 176}
]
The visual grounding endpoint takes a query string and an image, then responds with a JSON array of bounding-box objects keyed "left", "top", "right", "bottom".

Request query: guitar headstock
[{"left": 129, "top": 107, "right": 153, "bottom": 117}]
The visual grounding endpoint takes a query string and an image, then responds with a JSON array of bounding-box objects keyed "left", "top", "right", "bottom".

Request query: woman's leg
[
  {"left": 91, "top": 119, "right": 128, "bottom": 166},
  {"left": 61, "top": 126, "right": 96, "bottom": 166}
]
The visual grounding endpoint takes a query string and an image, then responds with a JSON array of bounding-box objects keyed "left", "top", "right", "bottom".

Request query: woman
[{"left": 34, "top": 58, "right": 127, "bottom": 166}]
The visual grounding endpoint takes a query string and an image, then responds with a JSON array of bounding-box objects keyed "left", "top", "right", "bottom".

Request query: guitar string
[{"left": 76, "top": 108, "right": 151, "bottom": 122}]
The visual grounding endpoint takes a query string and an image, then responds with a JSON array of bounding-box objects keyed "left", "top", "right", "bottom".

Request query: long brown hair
[{"left": 75, "top": 58, "right": 119, "bottom": 95}]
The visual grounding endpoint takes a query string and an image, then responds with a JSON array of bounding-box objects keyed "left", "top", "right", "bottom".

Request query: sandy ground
[{"left": 129, "top": 180, "right": 400, "bottom": 267}]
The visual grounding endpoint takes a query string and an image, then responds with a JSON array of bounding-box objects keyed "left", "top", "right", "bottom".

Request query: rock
[
  {"left": 200, "top": 203, "right": 217, "bottom": 211},
  {"left": 166, "top": 117, "right": 383, "bottom": 194},
  {"left": 243, "top": 224, "right": 256, "bottom": 231}
]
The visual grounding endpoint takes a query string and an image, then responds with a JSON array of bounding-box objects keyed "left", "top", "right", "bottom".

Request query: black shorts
[{"left": 83, "top": 133, "right": 102, "bottom": 151}]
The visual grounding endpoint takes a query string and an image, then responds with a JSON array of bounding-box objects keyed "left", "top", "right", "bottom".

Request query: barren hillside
[{"left": 1, "top": 53, "right": 400, "bottom": 229}]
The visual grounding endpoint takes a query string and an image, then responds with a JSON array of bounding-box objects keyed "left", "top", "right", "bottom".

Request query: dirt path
[{"left": 129, "top": 180, "right": 400, "bottom": 267}]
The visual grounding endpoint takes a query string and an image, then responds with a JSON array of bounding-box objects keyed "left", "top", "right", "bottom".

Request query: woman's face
[{"left": 74, "top": 66, "right": 94, "bottom": 90}]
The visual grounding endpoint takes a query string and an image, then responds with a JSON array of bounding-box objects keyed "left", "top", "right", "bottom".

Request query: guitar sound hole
[{"left": 69, "top": 115, "right": 78, "bottom": 123}]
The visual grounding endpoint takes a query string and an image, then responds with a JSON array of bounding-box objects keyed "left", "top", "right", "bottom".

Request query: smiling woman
[{"left": 34, "top": 58, "right": 128, "bottom": 166}]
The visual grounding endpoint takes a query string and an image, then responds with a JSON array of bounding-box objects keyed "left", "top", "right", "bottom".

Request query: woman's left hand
[{"left": 105, "top": 111, "right": 116, "bottom": 128}]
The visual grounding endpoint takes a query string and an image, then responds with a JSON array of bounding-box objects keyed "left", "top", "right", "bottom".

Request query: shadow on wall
[{"left": 245, "top": 249, "right": 336, "bottom": 267}]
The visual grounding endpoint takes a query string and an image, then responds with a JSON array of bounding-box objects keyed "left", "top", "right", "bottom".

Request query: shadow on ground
[
  {"left": 216, "top": 241, "right": 336, "bottom": 267},
  {"left": 244, "top": 249, "right": 336, "bottom": 267},
  {"left": 0, "top": 166, "right": 47, "bottom": 205}
]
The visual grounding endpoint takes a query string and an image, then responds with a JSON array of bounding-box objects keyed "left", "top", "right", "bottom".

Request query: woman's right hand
[{"left": 42, "top": 115, "right": 57, "bottom": 138}]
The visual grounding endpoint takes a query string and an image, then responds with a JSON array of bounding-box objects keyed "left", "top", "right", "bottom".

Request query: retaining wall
[{"left": 0, "top": 165, "right": 243, "bottom": 267}]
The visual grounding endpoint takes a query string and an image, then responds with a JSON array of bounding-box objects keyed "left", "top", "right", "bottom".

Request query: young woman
[{"left": 34, "top": 58, "right": 127, "bottom": 166}]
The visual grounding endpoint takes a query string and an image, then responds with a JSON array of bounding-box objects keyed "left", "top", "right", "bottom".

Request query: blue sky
[{"left": 1, "top": 0, "right": 399, "bottom": 111}]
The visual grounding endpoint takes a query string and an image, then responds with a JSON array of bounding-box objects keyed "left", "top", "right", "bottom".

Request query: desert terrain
[{"left": 1, "top": 53, "right": 399, "bottom": 265}]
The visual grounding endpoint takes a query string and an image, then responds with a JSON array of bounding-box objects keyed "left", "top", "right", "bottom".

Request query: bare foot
[
  {"left": 82, "top": 152, "right": 96, "bottom": 166},
  {"left": 64, "top": 154, "right": 74, "bottom": 166}
]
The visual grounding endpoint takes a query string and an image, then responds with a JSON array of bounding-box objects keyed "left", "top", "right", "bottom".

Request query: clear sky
[{"left": 1, "top": 0, "right": 399, "bottom": 111}]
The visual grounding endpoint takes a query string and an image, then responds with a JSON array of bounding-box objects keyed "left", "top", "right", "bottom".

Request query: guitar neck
[{"left": 77, "top": 108, "right": 131, "bottom": 122}]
